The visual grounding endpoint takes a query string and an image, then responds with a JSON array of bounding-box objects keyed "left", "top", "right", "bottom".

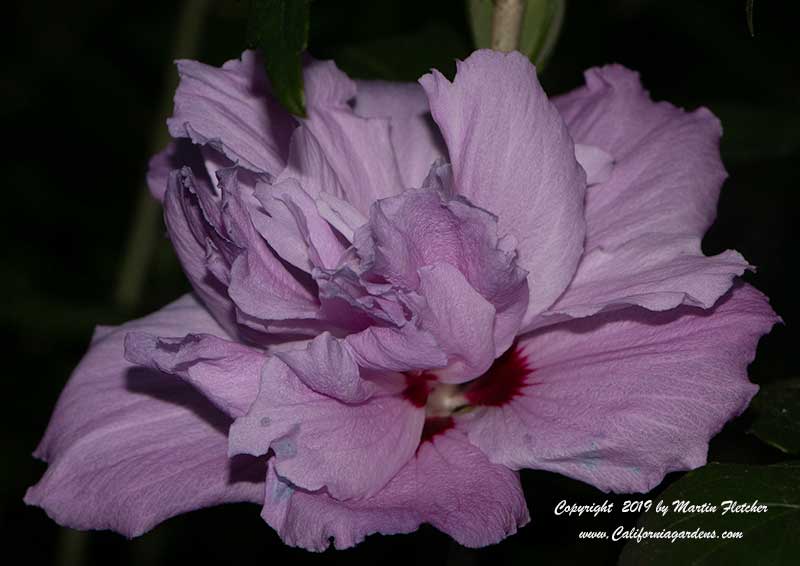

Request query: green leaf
[
  {"left": 619, "top": 462, "right": 800, "bottom": 565},
  {"left": 749, "top": 379, "right": 800, "bottom": 454},
  {"left": 467, "top": 0, "right": 565, "bottom": 70},
  {"left": 247, "top": 0, "right": 310, "bottom": 117}
]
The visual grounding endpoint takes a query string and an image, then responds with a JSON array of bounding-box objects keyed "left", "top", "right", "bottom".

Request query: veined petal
[
  {"left": 25, "top": 296, "right": 265, "bottom": 537},
  {"left": 300, "top": 60, "right": 405, "bottom": 215},
  {"left": 261, "top": 428, "right": 529, "bottom": 551},
  {"left": 542, "top": 65, "right": 747, "bottom": 324},
  {"left": 462, "top": 283, "right": 779, "bottom": 493},
  {"left": 354, "top": 80, "right": 446, "bottom": 188},
  {"left": 420, "top": 50, "right": 586, "bottom": 324},
  {"left": 229, "top": 358, "right": 423, "bottom": 500}
]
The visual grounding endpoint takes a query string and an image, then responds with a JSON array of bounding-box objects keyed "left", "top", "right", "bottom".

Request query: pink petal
[
  {"left": 167, "top": 50, "right": 295, "bottom": 176},
  {"left": 25, "top": 296, "right": 265, "bottom": 537},
  {"left": 413, "top": 263, "right": 497, "bottom": 383},
  {"left": 277, "top": 125, "right": 347, "bottom": 201},
  {"left": 574, "top": 143, "right": 614, "bottom": 185},
  {"left": 217, "top": 168, "right": 321, "bottom": 322},
  {"left": 354, "top": 80, "right": 446, "bottom": 188},
  {"left": 355, "top": 188, "right": 529, "bottom": 357},
  {"left": 462, "top": 283, "right": 779, "bottom": 493},
  {"left": 543, "top": 65, "right": 748, "bottom": 324},
  {"left": 344, "top": 323, "right": 448, "bottom": 373},
  {"left": 274, "top": 332, "right": 377, "bottom": 403},
  {"left": 420, "top": 50, "right": 586, "bottom": 324},
  {"left": 300, "top": 60, "right": 405, "bottom": 214},
  {"left": 261, "top": 428, "right": 529, "bottom": 550},
  {"left": 123, "top": 331, "right": 264, "bottom": 418},
  {"left": 229, "top": 358, "right": 423, "bottom": 500},
  {"left": 163, "top": 166, "right": 241, "bottom": 337},
  {"left": 252, "top": 178, "right": 346, "bottom": 272}
]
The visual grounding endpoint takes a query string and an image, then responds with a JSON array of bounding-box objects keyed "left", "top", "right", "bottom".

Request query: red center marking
[
  {"left": 402, "top": 372, "right": 436, "bottom": 407},
  {"left": 420, "top": 416, "right": 454, "bottom": 444},
  {"left": 465, "top": 343, "right": 534, "bottom": 407}
]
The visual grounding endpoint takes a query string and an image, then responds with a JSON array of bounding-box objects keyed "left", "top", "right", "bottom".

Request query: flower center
[{"left": 403, "top": 344, "right": 533, "bottom": 413}]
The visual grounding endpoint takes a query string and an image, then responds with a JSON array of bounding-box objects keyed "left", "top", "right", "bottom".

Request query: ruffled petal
[
  {"left": 543, "top": 65, "right": 748, "bottom": 324},
  {"left": 123, "top": 331, "right": 264, "bottom": 418},
  {"left": 163, "top": 165, "right": 241, "bottom": 337},
  {"left": 25, "top": 296, "right": 265, "bottom": 537},
  {"left": 355, "top": 188, "right": 529, "bottom": 357},
  {"left": 462, "top": 283, "right": 779, "bottom": 493},
  {"left": 252, "top": 178, "right": 346, "bottom": 272},
  {"left": 354, "top": 80, "right": 446, "bottom": 188},
  {"left": 420, "top": 50, "right": 586, "bottom": 324},
  {"left": 261, "top": 428, "right": 529, "bottom": 551},
  {"left": 167, "top": 50, "right": 294, "bottom": 176},
  {"left": 217, "top": 168, "right": 321, "bottom": 322},
  {"left": 229, "top": 358, "right": 423, "bottom": 500}
]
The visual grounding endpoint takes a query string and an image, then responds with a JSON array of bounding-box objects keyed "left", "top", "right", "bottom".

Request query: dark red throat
[
  {"left": 465, "top": 344, "right": 533, "bottom": 407},
  {"left": 402, "top": 372, "right": 436, "bottom": 408}
]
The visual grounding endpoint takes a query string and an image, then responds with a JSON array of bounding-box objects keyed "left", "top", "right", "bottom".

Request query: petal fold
[
  {"left": 261, "top": 429, "right": 529, "bottom": 551},
  {"left": 229, "top": 358, "right": 423, "bottom": 500},
  {"left": 462, "top": 283, "right": 779, "bottom": 493},
  {"left": 25, "top": 296, "right": 265, "bottom": 537},
  {"left": 420, "top": 50, "right": 586, "bottom": 323},
  {"left": 541, "top": 65, "right": 748, "bottom": 325}
]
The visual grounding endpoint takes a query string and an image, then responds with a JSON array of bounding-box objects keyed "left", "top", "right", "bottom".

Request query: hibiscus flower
[{"left": 26, "top": 49, "right": 778, "bottom": 551}]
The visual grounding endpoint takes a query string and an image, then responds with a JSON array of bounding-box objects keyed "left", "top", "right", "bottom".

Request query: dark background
[{"left": 3, "top": 0, "right": 798, "bottom": 564}]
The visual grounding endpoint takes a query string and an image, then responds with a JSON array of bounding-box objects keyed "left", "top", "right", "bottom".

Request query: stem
[
  {"left": 114, "top": 0, "right": 211, "bottom": 312},
  {"left": 491, "top": 0, "right": 525, "bottom": 52}
]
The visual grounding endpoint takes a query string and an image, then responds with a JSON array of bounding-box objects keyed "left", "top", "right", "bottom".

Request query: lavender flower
[{"left": 26, "top": 50, "right": 778, "bottom": 550}]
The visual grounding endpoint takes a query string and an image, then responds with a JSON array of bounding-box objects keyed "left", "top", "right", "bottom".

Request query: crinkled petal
[
  {"left": 462, "top": 283, "right": 779, "bottom": 493},
  {"left": 123, "top": 331, "right": 264, "bottom": 418},
  {"left": 25, "top": 295, "right": 265, "bottom": 537},
  {"left": 218, "top": 168, "right": 321, "bottom": 322},
  {"left": 354, "top": 80, "right": 446, "bottom": 188},
  {"left": 356, "top": 189, "right": 528, "bottom": 355},
  {"left": 420, "top": 50, "right": 586, "bottom": 324},
  {"left": 163, "top": 166, "right": 241, "bottom": 337},
  {"left": 229, "top": 358, "right": 423, "bottom": 500},
  {"left": 542, "top": 65, "right": 748, "bottom": 324},
  {"left": 261, "top": 428, "right": 529, "bottom": 551},
  {"left": 167, "top": 51, "right": 294, "bottom": 176}
]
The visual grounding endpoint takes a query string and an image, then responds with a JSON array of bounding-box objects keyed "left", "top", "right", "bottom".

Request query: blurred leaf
[
  {"left": 746, "top": 0, "right": 755, "bottom": 37},
  {"left": 467, "top": 0, "right": 565, "bottom": 69},
  {"left": 749, "top": 378, "right": 800, "bottom": 454},
  {"left": 320, "top": 21, "right": 470, "bottom": 81},
  {"left": 619, "top": 462, "right": 800, "bottom": 565},
  {"left": 247, "top": 0, "right": 309, "bottom": 116}
]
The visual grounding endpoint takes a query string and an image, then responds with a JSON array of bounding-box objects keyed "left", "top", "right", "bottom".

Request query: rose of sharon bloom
[{"left": 26, "top": 50, "right": 778, "bottom": 550}]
